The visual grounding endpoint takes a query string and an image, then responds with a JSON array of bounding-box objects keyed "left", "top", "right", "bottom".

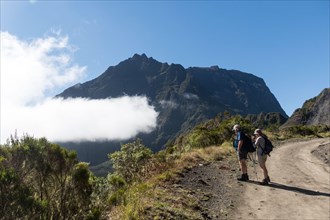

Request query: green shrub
[
  {"left": 0, "top": 135, "right": 94, "bottom": 219},
  {"left": 109, "top": 188, "right": 126, "bottom": 206},
  {"left": 170, "top": 114, "right": 255, "bottom": 152},
  {"left": 109, "top": 139, "right": 153, "bottom": 183}
]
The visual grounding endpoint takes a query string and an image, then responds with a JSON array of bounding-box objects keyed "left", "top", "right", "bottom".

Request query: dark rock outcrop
[{"left": 281, "top": 88, "right": 330, "bottom": 127}]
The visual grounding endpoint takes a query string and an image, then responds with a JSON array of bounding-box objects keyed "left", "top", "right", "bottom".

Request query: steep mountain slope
[
  {"left": 282, "top": 88, "right": 330, "bottom": 127},
  {"left": 57, "top": 54, "right": 287, "bottom": 164}
]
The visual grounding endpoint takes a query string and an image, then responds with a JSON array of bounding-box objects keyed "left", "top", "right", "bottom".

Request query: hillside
[
  {"left": 57, "top": 54, "right": 287, "bottom": 165},
  {"left": 282, "top": 88, "right": 330, "bottom": 127},
  {"left": 1, "top": 116, "right": 329, "bottom": 220}
]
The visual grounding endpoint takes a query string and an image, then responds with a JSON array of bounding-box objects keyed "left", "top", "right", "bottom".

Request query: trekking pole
[
  {"left": 249, "top": 152, "right": 258, "bottom": 182},
  {"left": 254, "top": 151, "right": 259, "bottom": 182}
]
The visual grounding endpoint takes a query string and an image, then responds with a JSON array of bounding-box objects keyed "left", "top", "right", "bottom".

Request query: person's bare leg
[
  {"left": 240, "top": 159, "right": 248, "bottom": 174},
  {"left": 259, "top": 162, "right": 268, "bottom": 179}
]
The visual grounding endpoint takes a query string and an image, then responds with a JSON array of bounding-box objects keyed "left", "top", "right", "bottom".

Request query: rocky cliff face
[
  {"left": 282, "top": 88, "right": 330, "bottom": 127},
  {"left": 57, "top": 54, "right": 287, "bottom": 164}
]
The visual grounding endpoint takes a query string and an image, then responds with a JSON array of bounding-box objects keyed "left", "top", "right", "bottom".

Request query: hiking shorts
[
  {"left": 257, "top": 153, "right": 267, "bottom": 165},
  {"left": 238, "top": 151, "right": 248, "bottom": 160}
]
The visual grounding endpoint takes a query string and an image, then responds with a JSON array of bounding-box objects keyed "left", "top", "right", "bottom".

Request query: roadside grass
[{"left": 107, "top": 142, "right": 234, "bottom": 220}]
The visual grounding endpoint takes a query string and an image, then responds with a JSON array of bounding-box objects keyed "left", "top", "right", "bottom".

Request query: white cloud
[
  {"left": 0, "top": 31, "right": 158, "bottom": 143},
  {"left": 159, "top": 100, "right": 178, "bottom": 109},
  {"left": 183, "top": 93, "right": 199, "bottom": 100},
  {"left": 1, "top": 31, "right": 84, "bottom": 106},
  {"left": 2, "top": 97, "right": 158, "bottom": 142}
]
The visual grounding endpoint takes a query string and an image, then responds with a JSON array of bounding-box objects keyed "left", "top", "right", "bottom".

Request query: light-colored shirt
[{"left": 254, "top": 136, "right": 265, "bottom": 156}]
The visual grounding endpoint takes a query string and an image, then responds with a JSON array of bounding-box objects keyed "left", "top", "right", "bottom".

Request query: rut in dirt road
[{"left": 234, "top": 138, "right": 330, "bottom": 220}]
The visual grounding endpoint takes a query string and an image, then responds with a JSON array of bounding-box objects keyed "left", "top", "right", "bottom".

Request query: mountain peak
[
  {"left": 129, "top": 53, "right": 161, "bottom": 67},
  {"left": 210, "top": 65, "right": 220, "bottom": 70},
  {"left": 132, "top": 53, "right": 148, "bottom": 61}
]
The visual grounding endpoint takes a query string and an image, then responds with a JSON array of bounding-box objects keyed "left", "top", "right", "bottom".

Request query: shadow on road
[{"left": 245, "top": 180, "right": 330, "bottom": 197}]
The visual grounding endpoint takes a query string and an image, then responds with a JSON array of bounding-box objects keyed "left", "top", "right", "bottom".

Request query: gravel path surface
[
  {"left": 234, "top": 138, "right": 330, "bottom": 220},
  {"left": 177, "top": 138, "right": 330, "bottom": 220}
]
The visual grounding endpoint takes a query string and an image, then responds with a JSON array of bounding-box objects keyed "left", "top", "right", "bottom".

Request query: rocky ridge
[{"left": 282, "top": 88, "right": 330, "bottom": 127}]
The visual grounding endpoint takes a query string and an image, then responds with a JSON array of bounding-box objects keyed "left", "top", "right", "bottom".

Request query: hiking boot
[
  {"left": 260, "top": 177, "right": 269, "bottom": 185},
  {"left": 237, "top": 174, "right": 249, "bottom": 181},
  {"left": 260, "top": 180, "right": 269, "bottom": 185}
]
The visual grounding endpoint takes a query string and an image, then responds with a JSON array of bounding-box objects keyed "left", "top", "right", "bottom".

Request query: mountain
[
  {"left": 281, "top": 88, "right": 330, "bottom": 127},
  {"left": 57, "top": 54, "right": 287, "bottom": 164}
]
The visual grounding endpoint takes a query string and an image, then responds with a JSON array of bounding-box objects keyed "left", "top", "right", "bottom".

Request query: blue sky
[{"left": 0, "top": 0, "right": 329, "bottom": 142}]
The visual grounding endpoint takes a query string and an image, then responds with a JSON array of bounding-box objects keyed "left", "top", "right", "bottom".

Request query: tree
[{"left": 0, "top": 136, "right": 94, "bottom": 220}]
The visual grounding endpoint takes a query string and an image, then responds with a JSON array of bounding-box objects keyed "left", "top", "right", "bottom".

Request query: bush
[
  {"left": 170, "top": 115, "right": 255, "bottom": 152},
  {"left": 279, "top": 124, "right": 330, "bottom": 139},
  {"left": 109, "top": 139, "right": 153, "bottom": 183}
]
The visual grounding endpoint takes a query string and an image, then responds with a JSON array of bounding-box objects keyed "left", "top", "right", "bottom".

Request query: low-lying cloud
[
  {"left": 183, "top": 93, "right": 199, "bottom": 100},
  {"left": 159, "top": 100, "right": 178, "bottom": 109},
  {"left": 0, "top": 31, "right": 158, "bottom": 143},
  {"left": 2, "top": 97, "right": 158, "bottom": 142}
]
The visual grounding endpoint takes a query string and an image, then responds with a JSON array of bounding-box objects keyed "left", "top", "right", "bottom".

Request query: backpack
[
  {"left": 262, "top": 136, "right": 273, "bottom": 156},
  {"left": 241, "top": 132, "right": 256, "bottom": 153}
]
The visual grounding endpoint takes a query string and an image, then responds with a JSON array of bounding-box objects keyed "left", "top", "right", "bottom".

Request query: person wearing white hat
[
  {"left": 253, "top": 128, "right": 270, "bottom": 185},
  {"left": 233, "top": 124, "right": 249, "bottom": 181}
]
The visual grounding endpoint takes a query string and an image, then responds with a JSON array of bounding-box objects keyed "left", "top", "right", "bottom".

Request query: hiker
[
  {"left": 233, "top": 124, "right": 249, "bottom": 181},
  {"left": 252, "top": 128, "right": 271, "bottom": 185}
]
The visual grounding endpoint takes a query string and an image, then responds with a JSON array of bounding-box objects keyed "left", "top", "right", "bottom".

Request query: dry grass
[
  {"left": 179, "top": 142, "right": 234, "bottom": 164},
  {"left": 106, "top": 142, "right": 236, "bottom": 220}
]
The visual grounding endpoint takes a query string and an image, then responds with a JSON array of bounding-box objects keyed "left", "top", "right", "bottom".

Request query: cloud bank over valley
[{"left": 0, "top": 31, "right": 158, "bottom": 143}]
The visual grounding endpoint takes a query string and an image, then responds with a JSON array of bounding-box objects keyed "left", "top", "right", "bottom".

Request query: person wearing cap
[
  {"left": 253, "top": 128, "right": 270, "bottom": 185},
  {"left": 232, "top": 124, "right": 249, "bottom": 181}
]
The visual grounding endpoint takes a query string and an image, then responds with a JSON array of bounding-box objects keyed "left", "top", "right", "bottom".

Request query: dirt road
[{"left": 234, "top": 138, "right": 330, "bottom": 220}]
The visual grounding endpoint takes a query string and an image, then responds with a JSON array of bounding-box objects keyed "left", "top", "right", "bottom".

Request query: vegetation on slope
[
  {"left": 0, "top": 136, "right": 99, "bottom": 220},
  {"left": 107, "top": 140, "right": 235, "bottom": 219},
  {"left": 1, "top": 112, "right": 329, "bottom": 219}
]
